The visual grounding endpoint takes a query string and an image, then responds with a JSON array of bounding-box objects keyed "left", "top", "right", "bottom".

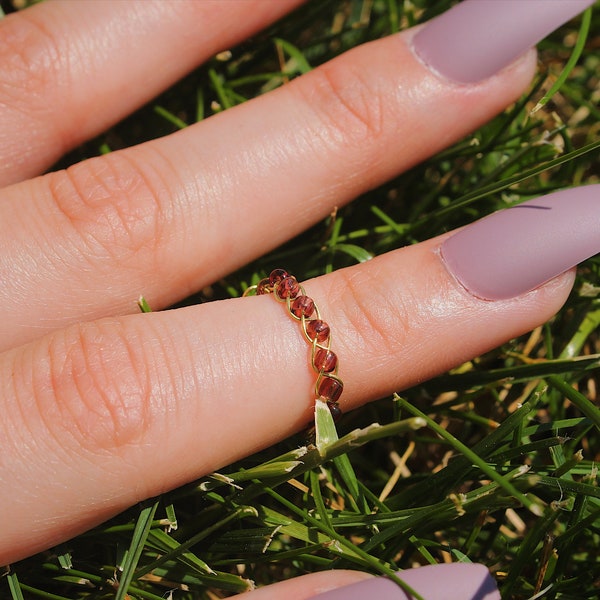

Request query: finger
[
  {"left": 0, "top": 0, "right": 304, "bottom": 185},
  {"left": 0, "top": 22, "right": 538, "bottom": 349},
  {"left": 231, "top": 571, "right": 371, "bottom": 600},
  {"left": 3, "top": 184, "right": 597, "bottom": 562},
  {"left": 235, "top": 563, "right": 501, "bottom": 600}
]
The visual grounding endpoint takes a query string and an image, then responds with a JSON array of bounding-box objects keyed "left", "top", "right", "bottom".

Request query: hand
[{"left": 0, "top": 1, "right": 597, "bottom": 599}]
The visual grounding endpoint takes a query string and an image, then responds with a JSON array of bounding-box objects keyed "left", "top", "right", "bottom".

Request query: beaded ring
[{"left": 243, "top": 269, "right": 343, "bottom": 420}]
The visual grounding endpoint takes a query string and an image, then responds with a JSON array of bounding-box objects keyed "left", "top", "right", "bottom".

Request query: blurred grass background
[{"left": 2, "top": 1, "right": 600, "bottom": 599}]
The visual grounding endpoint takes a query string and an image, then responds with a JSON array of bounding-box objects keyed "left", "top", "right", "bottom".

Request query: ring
[{"left": 243, "top": 269, "right": 343, "bottom": 420}]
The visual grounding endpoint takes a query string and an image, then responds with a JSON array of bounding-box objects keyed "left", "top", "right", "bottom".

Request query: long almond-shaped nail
[
  {"left": 441, "top": 185, "right": 600, "bottom": 301},
  {"left": 413, "top": 0, "right": 594, "bottom": 83},
  {"left": 309, "top": 563, "right": 500, "bottom": 599}
]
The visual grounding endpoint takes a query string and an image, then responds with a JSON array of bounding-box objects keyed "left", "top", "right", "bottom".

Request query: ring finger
[{"left": 3, "top": 182, "right": 599, "bottom": 563}]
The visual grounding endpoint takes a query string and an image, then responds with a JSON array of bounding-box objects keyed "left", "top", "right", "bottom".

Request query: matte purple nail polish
[
  {"left": 309, "top": 563, "right": 500, "bottom": 600},
  {"left": 413, "top": 0, "right": 595, "bottom": 84},
  {"left": 441, "top": 185, "right": 600, "bottom": 301}
]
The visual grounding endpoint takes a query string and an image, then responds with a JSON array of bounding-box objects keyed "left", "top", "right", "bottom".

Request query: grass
[{"left": 3, "top": 0, "right": 600, "bottom": 598}]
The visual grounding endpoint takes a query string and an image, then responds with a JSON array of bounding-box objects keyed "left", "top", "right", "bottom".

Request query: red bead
[
  {"left": 306, "top": 319, "right": 330, "bottom": 342},
  {"left": 256, "top": 278, "right": 271, "bottom": 295},
  {"left": 327, "top": 401, "right": 342, "bottom": 421},
  {"left": 276, "top": 276, "right": 300, "bottom": 299},
  {"left": 291, "top": 295, "right": 315, "bottom": 318},
  {"left": 269, "top": 269, "right": 289, "bottom": 286},
  {"left": 318, "top": 375, "right": 343, "bottom": 402},
  {"left": 314, "top": 348, "right": 337, "bottom": 373}
]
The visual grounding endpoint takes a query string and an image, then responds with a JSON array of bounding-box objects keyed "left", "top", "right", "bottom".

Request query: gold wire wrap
[{"left": 243, "top": 270, "right": 343, "bottom": 419}]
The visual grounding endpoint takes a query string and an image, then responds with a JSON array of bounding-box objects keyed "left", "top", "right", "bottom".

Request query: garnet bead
[
  {"left": 276, "top": 276, "right": 300, "bottom": 299},
  {"left": 256, "top": 278, "right": 271, "bottom": 295},
  {"left": 291, "top": 295, "right": 315, "bottom": 319},
  {"left": 327, "top": 401, "right": 342, "bottom": 422},
  {"left": 314, "top": 348, "right": 337, "bottom": 373},
  {"left": 306, "top": 319, "right": 330, "bottom": 342},
  {"left": 317, "top": 375, "right": 343, "bottom": 402},
  {"left": 269, "top": 269, "right": 289, "bottom": 286},
  {"left": 246, "top": 268, "right": 344, "bottom": 420}
]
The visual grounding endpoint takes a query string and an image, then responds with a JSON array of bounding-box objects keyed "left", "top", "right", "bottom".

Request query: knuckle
[
  {"left": 46, "top": 150, "right": 169, "bottom": 264},
  {"left": 0, "top": 12, "right": 63, "bottom": 103},
  {"left": 38, "top": 320, "right": 155, "bottom": 454},
  {"left": 297, "top": 55, "right": 385, "bottom": 148},
  {"left": 335, "top": 267, "right": 411, "bottom": 362}
]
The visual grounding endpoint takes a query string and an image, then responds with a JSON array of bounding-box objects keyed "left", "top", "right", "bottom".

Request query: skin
[{"left": 0, "top": 1, "right": 574, "bottom": 597}]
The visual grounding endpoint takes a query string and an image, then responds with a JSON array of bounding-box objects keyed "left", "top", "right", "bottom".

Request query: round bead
[
  {"left": 256, "top": 278, "right": 271, "bottom": 295},
  {"left": 291, "top": 295, "right": 315, "bottom": 318},
  {"left": 314, "top": 348, "right": 337, "bottom": 373},
  {"left": 327, "top": 401, "right": 342, "bottom": 422},
  {"left": 276, "top": 276, "right": 300, "bottom": 300},
  {"left": 317, "top": 375, "right": 343, "bottom": 402},
  {"left": 269, "top": 269, "right": 289, "bottom": 286},
  {"left": 305, "top": 319, "right": 330, "bottom": 342}
]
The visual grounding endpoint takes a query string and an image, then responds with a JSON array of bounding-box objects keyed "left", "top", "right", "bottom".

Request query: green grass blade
[
  {"left": 532, "top": 8, "right": 592, "bottom": 113},
  {"left": 331, "top": 243, "right": 373, "bottom": 263},
  {"left": 501, "top": 504, "right": 561, "bottom": 596},
  {"left": 315, "top": 399, "right": 362, "bottom": 508},
  {"left": 428, "top": 354, "right": 600, "bottom": 392},
  {"left": 153, "top": 105, "right": 188, "bottom": 130},
  {"left": 164, "top": 503, "right": 178, "bottom": 531},
  {"left": 137, "top": 296, "right": 152, "bottom": 313},
  {"left": 370, "top": 205, "right": 408, "bottom": 235},
  {"left": 209, "top": 68, "right": 233, "bottom": 110},
  {"left": 398, "top": 397, "right": 544, "bottom": 516},
  {"left": 7, "top": 572, "right": 25, "bottom": 600},
  {"left": 309, "top": 469, "right": 333, "bottom": 527},
  {"left": 14, "top": 583, "right": 71, "bottom": 600},
  {"left": 274, "top": 38, "right": 312, "bottom": 74},
  {"left": 418, "top": 139, "right": 600, "bottom": 224},
  {"left": 389, "top": 394, "right": 541, "bottom": 509},
  {"left": 135, "top": 506, "right": 257, "bottom": 578},
  {"left": 315, "top": 398, "right": 339, "bottom": 451},
  {"left": 146, "top": 529, "right": 215, "bottom": 576},
  {"left": 547, "top": 375, "right": 600, "bottom": 430},
  {"left": 560, "top": 308, "right": 600, "bottom": 359},
  {"left": 114, "top": 500, "right": 159, "bottom": 600}
]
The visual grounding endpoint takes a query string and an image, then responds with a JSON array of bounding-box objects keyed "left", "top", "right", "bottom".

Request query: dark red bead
[
  {"left": 318, "top": 375, "right": 343, "bottom": 402},
  {"left": 305, "top": 319, "right": 330, "bottom": 342},
  {"left": 314, "top": 348, "right": 337, "bottom": 373},
  {"left": 269, "top": 269, "right": 289, "bottom": 286},
  {"left": 327, "top": 401, "right": 342, "bottom": 422},
  {"left": 256, "top": 278, "right": 271, "bottom": 295},
  {"left": 276, "top": 276, "right": 300, "bottom": 299},
  {"left": 291, "top": 295, "right": 315, "bottom": 318}
]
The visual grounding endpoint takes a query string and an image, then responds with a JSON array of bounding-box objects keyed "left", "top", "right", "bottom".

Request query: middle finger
[{"left": 0, "top": 19, "right": 537, "bottom": 350}]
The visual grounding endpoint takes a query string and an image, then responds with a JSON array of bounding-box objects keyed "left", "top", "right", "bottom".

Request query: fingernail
[
  {"left": 309, "top": 563, "right": 500, "bottom": 600},
  {"left": 441, "top": 185, "right": 600, "bottom": 301},
  {"left": 412, "top": 0, "right": 594, "bottom": 83}
]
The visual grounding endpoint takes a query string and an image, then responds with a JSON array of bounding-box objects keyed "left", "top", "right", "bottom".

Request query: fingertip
[
  {"left": 409, "top": 0, "right": 591, "bottom": 85},
  {"left": 307, "top": 563, "right": 499, "bottom": 600},
  {"left": 440, "top": 187, "right": 599, "bottom": 302},
  {"left": 235, "top": 570, "right": 373, "bottom": 600}
]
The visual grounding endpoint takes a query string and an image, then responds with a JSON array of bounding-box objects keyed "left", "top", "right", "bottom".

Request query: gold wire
[
  {"left": 242, "top": 285, "right": 258, "bottom": 297},
  {"left": 243, "top": 272, "right": 343, "bottom": 406}
]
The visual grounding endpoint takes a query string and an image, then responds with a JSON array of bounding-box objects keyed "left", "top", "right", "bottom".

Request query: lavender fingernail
[
  {"left": 412, "top": 0, "right": 594, "bottom": 84},
  {"left": 441, "top": 185, "right": 600, "bottom": 301},
  {"left": 309, "top": 563, "right": 499, "bottom": 600}
]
